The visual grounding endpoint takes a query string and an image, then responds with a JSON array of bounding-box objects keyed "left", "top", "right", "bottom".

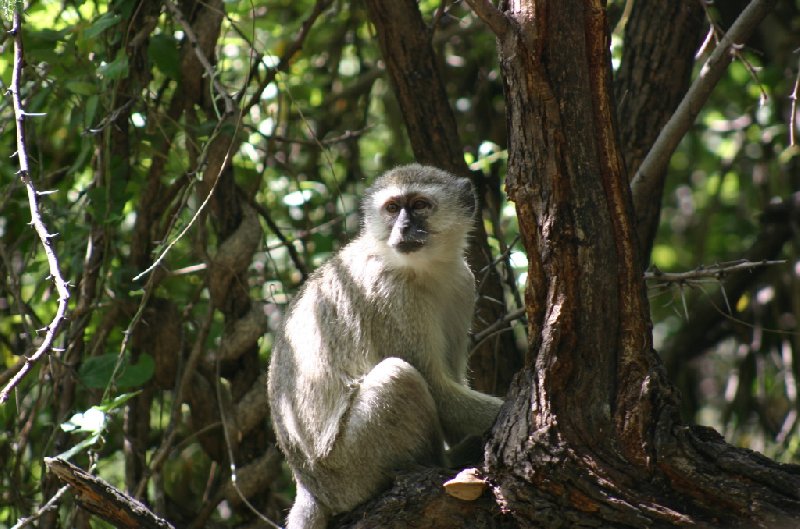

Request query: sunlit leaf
[
  {"left": 96, "top": 391, "right": 142, "bottom": 412},
  {"left": 61, "top": 407, "right": 107, "bottom": 434}
]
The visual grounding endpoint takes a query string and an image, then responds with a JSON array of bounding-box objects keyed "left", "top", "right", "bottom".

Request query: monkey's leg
[{"left": 313, "top": 357, "right": 444, "bottom": 514}]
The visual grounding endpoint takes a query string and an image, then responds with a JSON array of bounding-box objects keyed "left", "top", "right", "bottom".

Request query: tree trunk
[
  {"left": 614, "top": 0, "right": 704, "bottom": 263},
  {"left": 335, "top": 0, "right": 800, "bottom": 526},
  {"left": 474, "top": 0, "right": 800, "bottom": 526}
]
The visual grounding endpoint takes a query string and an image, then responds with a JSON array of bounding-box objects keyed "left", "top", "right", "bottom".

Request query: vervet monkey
[{"left": 267, "top": 164, "right": 503, "bottom": 529}]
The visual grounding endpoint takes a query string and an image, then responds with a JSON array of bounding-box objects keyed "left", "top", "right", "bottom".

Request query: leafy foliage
[{"left": 0, "top": 0, "right": 798, "bottom": 526}]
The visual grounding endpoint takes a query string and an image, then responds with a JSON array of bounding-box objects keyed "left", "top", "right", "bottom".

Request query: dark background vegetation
[{"left": 0, "top": 0, "right": 799, "bottom": 527}]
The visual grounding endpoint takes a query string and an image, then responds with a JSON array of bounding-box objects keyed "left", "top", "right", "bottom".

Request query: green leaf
[
  {"left": 85, "top": 12, "right": 122, "bottom": 39},
  {"left": 65, "top": 81, "right": 98, "bottom": 96},
  {"left": 117, "top": 354, "right": 154, "bottom": 388},
  {"left": 86, "top": 187, "right": 108, "bottom": 219},
  {"left": 84, "top": 95, "right": 99, "bottom": 129},
  {"left": 98, "top": 52, "right": 129, "bottom": 80},
  {"left": 57, "top": 432, "right": 102, "bottom": 460},
  {"left": 95, "top": 391, "right": 142, "bottom": 412},
  {"left": 78, "top": 353, "right": 154, "bottom": 389},
  {"left": 78, "top": 354, "right": 118, "bottom": 389},
  {"left": 26, "top": 28, "right": 70, "bottom": 50},
  {"left": 149, "top": 34, "right": 181, "bottom": 79}
]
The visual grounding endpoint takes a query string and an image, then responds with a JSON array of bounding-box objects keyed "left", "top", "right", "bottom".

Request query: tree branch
[
  {"left": 464, "top": 0, "right": 511, "bottom": 37},
  {"left": 660, "top": 192, "right": 799, "bottom": 373},
  {"left": 246, "top": 193, "right": 309, "bottom": 281},
  {"left": 242, "top": 0, "right": 333, "bottom": 111},
  {"left": 10, "top": 485, "right": 69, "bottom": 529},
  {"left": 164, "top": 0, "right": 235, "bottom": 116},
  {"left": 790, "top": 54, "right": 799, "bottom": 146},
  {"left": 630, "top": 0, "right": 777, "bottom": 215},
  {"left": 1, "top": 4, "right": 71, "bottom": 404},
  {"left": 614, "top": 0, "right": 704, "bottom": 263},
  {"left": 45, "top": 458, "right": 175, "bottom": 529},
  {"left": 334, "top": 468, "right": 509, "bottom": 529},
  {"left": 645, "top": 259, "right": 785, "bottom": 284},
  {"left": 133, "top": 306, "right": 215, "bottom": 497}
]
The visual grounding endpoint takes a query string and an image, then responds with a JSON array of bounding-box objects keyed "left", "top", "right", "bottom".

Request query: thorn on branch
[{"left": 1, "top": 0, "right": 72, "bottom": 404}]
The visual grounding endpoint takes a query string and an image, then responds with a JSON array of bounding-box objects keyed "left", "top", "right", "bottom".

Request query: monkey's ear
[{"left": 457, "top": 177, "right": 477, "bottom": 215}]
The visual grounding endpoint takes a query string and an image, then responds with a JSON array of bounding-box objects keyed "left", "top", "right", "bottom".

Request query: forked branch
[{"left": 631, "top": 0, "right": 777, "bottom": 214}]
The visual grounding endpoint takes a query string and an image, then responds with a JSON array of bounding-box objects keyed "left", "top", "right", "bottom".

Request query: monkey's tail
[{"left": 285, "top": 483, "right": 329, "bottom": 529}]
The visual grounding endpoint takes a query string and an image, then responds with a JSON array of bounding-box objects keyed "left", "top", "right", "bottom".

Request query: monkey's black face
[{"left": 383, "top": 194, "right": 435, "bottom": 254}]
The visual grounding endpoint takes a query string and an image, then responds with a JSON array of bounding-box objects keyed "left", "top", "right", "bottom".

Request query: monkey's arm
[{"left": 433, "top": 380, "right": 503, "bottom": 446}]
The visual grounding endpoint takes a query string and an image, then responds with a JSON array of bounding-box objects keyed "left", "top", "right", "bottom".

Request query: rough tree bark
[{"left": 335, "top": 1, "right": 800, "bottom": 527}]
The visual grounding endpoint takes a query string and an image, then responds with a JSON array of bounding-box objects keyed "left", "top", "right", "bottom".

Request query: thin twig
[
  {"left": 471, "top": 307, "right": 526, "bottom": 349},
  {"left": 790, "top": 53, "right": 799, "bottom": 146},
  {"left": 698, "top": 0, "right": 723, "bottom": 50},
  {"left": 631, "top": 0, "right": 777, "bottom": 215},
  {"left": 245, "top": 194, "right": 309, "bottom": 281},
  {"left": 695, "top": 25, "right": 717, "bottom": 59},
  {"left": 133, "top": 306, "right": 215, "bottom": 498},
  {"left": 473, "top": 235, "right": 519, "bottom": 309},
  {"left": 256, "top": 126, "right": 370, "bottom": 147},
  {"left": 1, "top": 4, "right": 71, "bottom": 404},
  {"left": 242, "top": 0, "right": 333, "bottom": 111},
  {"left": 131, "top": 162, "right": 225, "bottom": 282},
  {"left": 10, "top": 485, "right": 70, "bottom": 529},
  {"left": 157, "top": 214, "right": 349, "bottom": 277},
  {"left": 644, "top": 259, "right": 785, "bottom": 283},
  {"left": 215, "top": 359, "right": 282, "bottom": 529},
  {"left": 698, "top": 1, "right": 768, "bottom": 104},
  {"left": 431, "top": 0, "right": 449, "bottom": 31}
]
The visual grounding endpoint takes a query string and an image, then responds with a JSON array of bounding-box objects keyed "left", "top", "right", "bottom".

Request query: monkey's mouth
[{"left": 394, "top": 240, "right": 425, "bottom": 254}]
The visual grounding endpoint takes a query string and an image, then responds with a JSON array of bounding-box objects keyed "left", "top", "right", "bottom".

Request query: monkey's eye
[
  {"left": 411, "top": 199, "right": 431, "bottom": 210},
  {"left": 384, "top": 201, "right": 400, "bottom": 214}
]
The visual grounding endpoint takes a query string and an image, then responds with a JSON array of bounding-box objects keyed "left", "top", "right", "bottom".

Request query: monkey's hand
[{"left": 435, "top": 380, "right": 503, "bottom": 447}]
